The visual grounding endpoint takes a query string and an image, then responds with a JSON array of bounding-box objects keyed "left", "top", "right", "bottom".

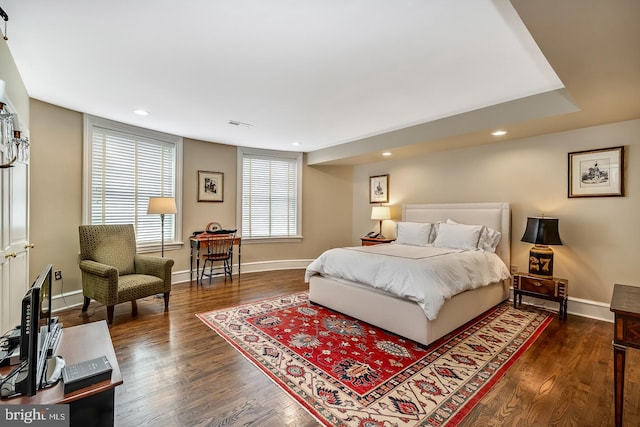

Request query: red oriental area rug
[{"left": 197, "top": 292, "right": 553, "bottom": 426}]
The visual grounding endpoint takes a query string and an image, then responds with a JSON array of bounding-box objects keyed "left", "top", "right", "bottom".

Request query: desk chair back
[
  {"left": 200, "top": 232, "right": 236, "bottom": 283},
  {"left": 205, "top": 222, "right": 222, "bottom": 232}
]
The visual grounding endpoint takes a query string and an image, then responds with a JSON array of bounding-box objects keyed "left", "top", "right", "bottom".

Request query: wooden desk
[
  {"left": 610, "top": 284, "right": 640, "bottom": 427},
  {"left": 1, "top": 321, "right": 122, "bottom": 426},
  {"left": 190, "top": 235, "right": 241, "bottom": 283}
]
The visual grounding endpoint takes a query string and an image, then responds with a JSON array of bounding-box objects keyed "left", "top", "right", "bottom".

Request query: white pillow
[
  {"left": 446, "top": 219, "right": 501, "bottom": 252},
  {"left": 479, "top": 227, "right": 501, "bottom": 252},
  {"left": 395, "top": 222, "right": 432, "bottom": 246},
  {"left": 433, "top": 222, "right": 483, "bottom": 250}
]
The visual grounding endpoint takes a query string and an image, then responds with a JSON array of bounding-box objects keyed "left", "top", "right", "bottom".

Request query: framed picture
[
  {"left": 370, "top": 174, "right": 389, "bottom": 203},
  {"left": 198, "top": 171, "right": 224, "bottom": 202},
  {"left": 568, "top": 146, "right": 624, "bottom": 198}
]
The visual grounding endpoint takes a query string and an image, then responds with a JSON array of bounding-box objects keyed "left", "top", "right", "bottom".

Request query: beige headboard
[{"left": 402, "top": 202, "right": 511, "bottom": 267}]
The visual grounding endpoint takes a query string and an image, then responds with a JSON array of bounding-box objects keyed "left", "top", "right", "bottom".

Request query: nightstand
[
  {"left": 513, "top": 272, "right": 568, "bottom": 319},
  {"left": 360, "top": 237, "right": 395, "bottom": 246}
]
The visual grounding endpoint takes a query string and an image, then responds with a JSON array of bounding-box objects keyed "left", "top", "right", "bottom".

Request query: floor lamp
[{"left": 147, "top": 197, "right": 177, "bottom": 257}]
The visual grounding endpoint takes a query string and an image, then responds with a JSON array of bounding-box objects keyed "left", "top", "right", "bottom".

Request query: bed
[{"left": 305, "top": 202, "right": 511, "bottom": 347}]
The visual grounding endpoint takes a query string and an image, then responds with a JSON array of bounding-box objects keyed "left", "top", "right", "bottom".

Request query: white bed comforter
[{"left": 305, "top": 244, "right": 510, "bottom": 320}]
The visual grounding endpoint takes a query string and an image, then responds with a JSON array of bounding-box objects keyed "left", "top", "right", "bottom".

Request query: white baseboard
[
  {"left": 509, "top": 289, "right": 613, "bottom": 323},
  {"left": 172, "top": 259, "right": 313, "bottom": 284},
  {"left": 53, "top": 261, "right": 615, "bottom": 324},
  {"left": 52, "top": 290, "right": 85, "bottom": 312}
]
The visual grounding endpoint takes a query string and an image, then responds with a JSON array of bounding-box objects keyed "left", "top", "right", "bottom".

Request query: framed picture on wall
[
  {"left": 198, "top": 171, "right": 224, "bottom": 202},
  {"left": 370, "top": 174, "right": 389, "bottom": 203},
  {"left": 568, "top": 146, "right": 624, "bottom": 198}
]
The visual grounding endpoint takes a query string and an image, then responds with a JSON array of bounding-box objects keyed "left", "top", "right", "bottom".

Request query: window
[
  {"left": 83, "top": 115, "right": 183, "bottom": 250},
  {"left": 238, "top": 148, "right": 302, "bottom": 240}
]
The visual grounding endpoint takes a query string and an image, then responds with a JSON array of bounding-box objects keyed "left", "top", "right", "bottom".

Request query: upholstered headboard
[{"left": 402, "top": 202, "right": 511, "bottom": 267}]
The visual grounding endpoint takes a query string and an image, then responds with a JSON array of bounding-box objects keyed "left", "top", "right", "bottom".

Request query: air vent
[{"left": 228, "top": 120, "right": 253, "bottom": 128}]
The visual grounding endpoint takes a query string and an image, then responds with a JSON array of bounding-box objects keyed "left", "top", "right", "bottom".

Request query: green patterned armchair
[{"left": 78, "top": 224, "right": 174, "bottom": 324}]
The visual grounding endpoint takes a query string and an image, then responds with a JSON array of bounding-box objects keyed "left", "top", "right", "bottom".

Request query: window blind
[
  {"left": 85, "top": 116, "right": 180, "bottom": 246},
  {"left": 242, "top": 153, "right": 299, "bottom": 238}
]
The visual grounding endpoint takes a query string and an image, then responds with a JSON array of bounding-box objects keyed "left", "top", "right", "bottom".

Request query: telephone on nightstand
[{"left": 364, "top": 232, "right": 381, "bottom": 238}]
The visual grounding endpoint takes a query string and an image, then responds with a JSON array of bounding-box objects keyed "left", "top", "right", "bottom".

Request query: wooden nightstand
[
  {"left": 360, "top": 237, "right": 395, "bottom": 246},
  {"left": 513, "top": 272, "right": 568, "bottom": 319}
]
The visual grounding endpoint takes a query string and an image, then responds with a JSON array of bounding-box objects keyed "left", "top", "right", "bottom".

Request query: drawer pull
[
  {"left": 533, "top": 281, "right": 543, "bottom": 287},
  {"left": 4, "top": 252, "right": 17, "bottom": 259}
]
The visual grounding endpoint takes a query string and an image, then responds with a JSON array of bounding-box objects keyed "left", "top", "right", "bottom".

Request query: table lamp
[
  {"left": 371, "top": 206, "right": 391, "bottom": 238},
  {"left": 521, "top": 216, "right": 562, "bottom": 278},
  {"left": 147, "top": 197, "right": 177, "bottom": 257}
]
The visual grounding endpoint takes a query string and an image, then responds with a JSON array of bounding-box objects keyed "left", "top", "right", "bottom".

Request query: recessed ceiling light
[
  {"left": 382, "top": 152, "right": 392, "bottom": 156},
  {"left": 291, "top": 142, "right": 300, "bottom": 147},
  {"left": 133, "top": 109, "right": 149, "bottom": 116},
  {"left": 491, "top": 130, "right": 507, "bottom": 136}
]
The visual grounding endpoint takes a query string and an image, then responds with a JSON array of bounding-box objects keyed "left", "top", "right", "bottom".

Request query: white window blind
[
  {"left": 83, "top": 115, "right": 182, "bottom": 248},
  {"left": 240, "top": 150, "right": 301, "bottom": 239}
]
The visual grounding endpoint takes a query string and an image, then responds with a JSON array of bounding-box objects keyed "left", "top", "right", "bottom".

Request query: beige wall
[
  {"left": 30, "top": 100, "right": 82, "bottom": 297},
  {"left": 353, "top": 119, "right": 640, "bottom": 305},
  {"left": 29, "top": 96, "right": 639, "bottom": 308},
  {"left": 29, "top": 100, "right": 353, "bottom": 296}
]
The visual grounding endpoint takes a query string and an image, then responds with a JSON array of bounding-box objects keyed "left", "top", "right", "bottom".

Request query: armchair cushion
[{"left": 117, "top": 274, "right": 165, "bottom": 303}]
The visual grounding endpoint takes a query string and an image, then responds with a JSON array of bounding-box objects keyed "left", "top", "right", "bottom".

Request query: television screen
[
  {"left": 39, "top": 268, "right": 52, "bottom": 331},
  {"left": 1, "top": 264, "right": 53, "bottom": 398},
  {"left": 20, "top": 264, "right": 52, "bottom": 361}
]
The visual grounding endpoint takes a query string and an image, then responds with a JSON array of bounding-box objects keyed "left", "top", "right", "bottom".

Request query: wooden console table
[
  {"left": 610, "top": 284, "right": 640, "bottom": 427},
  {"left": 1, "top": 321, "right": 123, "bottom": 427},
  {"left": 190, "top": 234, "right": 241, "bottom": 283}
]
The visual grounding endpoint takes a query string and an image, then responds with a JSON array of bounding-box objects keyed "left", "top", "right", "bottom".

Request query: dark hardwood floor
[{"left": 54, "top": 270, "right": 639, "bottom": 426}]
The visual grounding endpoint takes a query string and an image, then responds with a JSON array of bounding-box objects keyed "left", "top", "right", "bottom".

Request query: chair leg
[
  {"left": 200, "top": 259, "right": 212, "bottom": 284},
  {"left": 131, "top": 300, "right": 138, "bottom": 316},
  {"left": 164, "top": 291, "right": 170, "bottom": 309},
  {"left": 107, "top": 306, "right": 114, "bottom": 324},
  {"left": 82, "top": 297, "right": 91, "bottom": 312},
  {"left": 226, "top": 260, "right": 232, "bottom": 282}
]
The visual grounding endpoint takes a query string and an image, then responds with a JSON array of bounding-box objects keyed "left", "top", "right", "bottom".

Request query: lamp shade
[
  {"left": 147, "top": 197, "right": 177, "bottom": 215},
  {"left": 521, "top": 217, "right": 562, "bottom": 245},
  {"left": 371, "top": 206, "right": 391, "bottom": 221}
]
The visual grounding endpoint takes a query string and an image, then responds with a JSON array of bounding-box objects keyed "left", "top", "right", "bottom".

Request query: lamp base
[
  {"left": 378, "top": 220, "right": 385, "bottom": 239},
  {"left": 528, "top": 245, "right": 554, "bottom": 278}
]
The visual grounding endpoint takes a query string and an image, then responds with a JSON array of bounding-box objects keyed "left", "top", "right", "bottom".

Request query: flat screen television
[
  {"left": 20, "top": 263, "right": 53, "bottom": 360},
  {"left": 1, "top": 264, "right": 53, "bottom": 398}
]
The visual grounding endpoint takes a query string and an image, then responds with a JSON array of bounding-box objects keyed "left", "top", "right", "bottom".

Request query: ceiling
[{"left": 2, "top": 0, "right": 640, "bottom": 165}]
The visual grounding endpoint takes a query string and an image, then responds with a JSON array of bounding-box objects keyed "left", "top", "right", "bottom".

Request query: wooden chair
[{"left": 200, "top": 232, "right": 236, "bottom": 283}]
